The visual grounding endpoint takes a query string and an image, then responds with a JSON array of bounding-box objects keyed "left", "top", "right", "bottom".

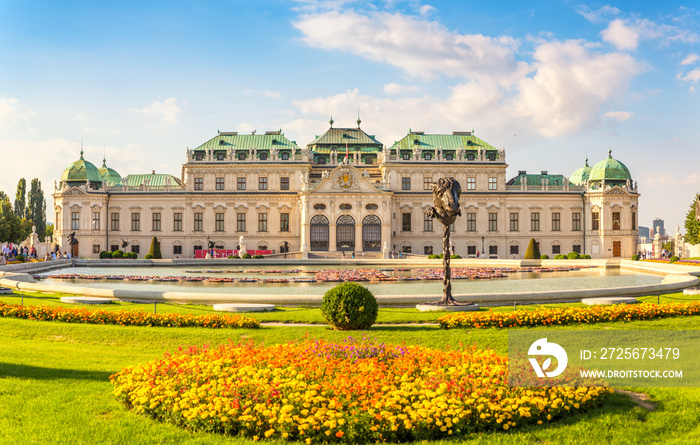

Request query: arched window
[
  {"left": 336, "top": 215, "right": 355, "bottom": 251},
  {"left": 310, "top": 215, "right": 329, "bottom": 251},
  {"left": 362, "top": 215, "right": 381, "bottom": 252}
]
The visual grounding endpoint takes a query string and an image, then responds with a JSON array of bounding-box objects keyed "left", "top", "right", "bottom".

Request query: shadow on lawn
[{"left": 0, "top": 362, "right": 113, "bottom": 382}]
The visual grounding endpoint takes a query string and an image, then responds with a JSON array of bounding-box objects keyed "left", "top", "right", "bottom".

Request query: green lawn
[{"left": 2, "top": 291, "right": 700, "bottom": 444}]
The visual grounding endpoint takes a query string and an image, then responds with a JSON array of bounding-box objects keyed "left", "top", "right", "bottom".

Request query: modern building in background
[
  {"left": 53, "top": 121, "right": 640, "bottom": 259},
  {"left": 638, "top": 226, "right": 650, "bottom": 240},
  {"left": 652, "top": 218, "right": 666, "bottom": 238}
]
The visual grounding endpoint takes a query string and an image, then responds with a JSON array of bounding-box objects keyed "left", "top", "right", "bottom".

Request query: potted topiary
[
  {"left": 524, "top": 238, "right": 541, "bottom": 259},
  {"left": 321, "top": 282, "right": 378, "bottom": 330}
]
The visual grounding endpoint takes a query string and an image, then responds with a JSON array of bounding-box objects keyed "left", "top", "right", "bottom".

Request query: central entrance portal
[{"left": 336, "top": 215, "right": 355, "bottom": 251}]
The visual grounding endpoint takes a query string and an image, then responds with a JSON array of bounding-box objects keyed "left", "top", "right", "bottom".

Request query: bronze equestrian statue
[{"left": 427, "top": 177, "right": 462, "bottom": 305}]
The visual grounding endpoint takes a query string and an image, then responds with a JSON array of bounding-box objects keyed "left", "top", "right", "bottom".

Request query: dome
[
  {"left": 98, "top": 158, "right": 122, "bottom": 185},
  {"left": 588, "top": 149, "right": 632, "bottom": 184},
  {"left": 569, "top": 158, "right": 592, "bottom": 185},
  {"left": 61, "top": 150, "right": 103, "bottom": 186}
]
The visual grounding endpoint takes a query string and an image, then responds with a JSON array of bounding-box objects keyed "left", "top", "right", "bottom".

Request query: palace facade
[{"left": 53, "top": 120, "right": 639, "bottom": 259}]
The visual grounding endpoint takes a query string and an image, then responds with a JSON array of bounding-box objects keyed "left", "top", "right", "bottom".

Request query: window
[
  {"left": 216, "top": 177, "right": 224, "bottom": 190},
  {"left": 488, "top": 177, "right": 497, "bottom": 190},
  {"left": 552, "top": 212, "right": 561, "bottom": 231},
  {"left": 424, "top": 246, "right": 433, "bottom": 255},
  {"left": 423, "top": 177, "right": 433, "bottom": 191},
  {"left": 402, "top": 245, "right": 412, "bottom": 253},
  {"left": 173, "top": 245, "right": 182, "bottom": 255},
  {"left": 510, "top": 245, "right": 519, "bottom": 255},
  {"left": 631, "top": 212, "right": 636, "bottom": 230},
  {"left": 317, "top": 156, "right": 326, "bottom": 164},
  {"left": 237, "top": 152, "right": 246, "bottom": 161},
  {"left": 237, "top": 177, "right": 246, "bottom": 190},
  {"left": 402, "top": 213, "right": 411, "bottom": 231},
  {"left": 111, "top": 213, "right": 119, "bottom": 231},
  {"left": 195, "top": 154, "right": 203, "bottom": 161},
  {"left": 467, "top": 212, "right": 476, "bottom": 232},
  {"left": 612, "top": 212, "right": 621, "bottom": 230},
  {"left": 281, "top": 152, "right": 289, "bottom": 160},
  {"left": 152, "top": 213, "right": 161, "bottom": 231},
  {"left": 194, "top": 213, "right": 203, "bottom": 231},
  {"left": 237, "top": 213, "right": 246, "bottom": 232},
  {"left": 193, "top": 245, "right": 202, "bottom": 254},
  {"left": 402, "top": 153, "right": 410, "bottom": 160},
  {"left": 92, "top": 211, "right": 100, "bottom": 230},
  {"left": 56, "top": 210, "right": 61, "bottom": 231},
  {"left": 445, "top": 153, "right": 453, "bottom": 160},
  {"left": 131, "top": 245, "right": 140, "bottom": 254},
  {"left": 488, "top": 153, "right": 496, "bottom": 161},
  {"left": 467, "top": 245, "right": 477, "bottom": 255},
  {"left": 131, "top": 213, "right": 140, "bottom": 231},
  {"left": 402, "top": 177, "right": 411, "bottom": 190},
  {"left": 424, "top": 153, "right": 432, "bottom": 160},
  {"left": 314, "top": 203, "right": 326, "bottom": 210},
  {"left": 467, "top": 177, "right": 476, "bottom": 190},
  {"left": 573, "top": 244, "right": 581, "bottom": 253},
  {"left": 365, "top": 204, "right": 378, "bottom": 211},
  {"left": 280, "top": 213, "right": 289, "bottom": 232},
  {"left": 489, "top": 245, "right": 498, "bottom": 255},
  {"left": 488, "top": 213, "right": 498, "bottom": 232},
  {"left": 260, "top": 152, "right": 268, "bottom": 160},
  {"left": 258, "top": 245, "right": 268, "bottom": 251},
  {"left": 509, "top": 213, "right": 519, "bottom": 231},
  {"left": 281, "top": 177, "right": 289, "bottom": 191},
  {"left": 92, "top": 244, "right": 100, "bottom": 253},
  {"left": 216, "top": 153, "right": 225, "bottom": 161},
  {"left": 467, "top": 153, "right": 475, "bottom": 161},
  {"left": 173, "top": 213, "right": 183, "bottom": 231},
  {"left": 215, "top": 213, "right": 224, "bottom": 232},
  {"left": 194, "top": 177, "right": 203, "bottom": 190},
  {"left": 259, "top": 177, "right": 268, "bottom": 190},
  {"left": 424, "top": 213, "right": 433, "bottom": 232},
  {"left": 340, "top": 203, "right": 352, "bottom": 211},
  {"left": 592, "top": 211, "right": 600, "bottom": 230},
  {"left": 572, "top": 212, "right": 581, "bottom": 231},
  {"left": 71, "top": 212, "right": 80, "bottom": 230},
  {"left": 552, "top": 245, "right": 561, "bottom": 254},
  {"left": 531, "top": 213, "right": 540, "bottom": 231},
  {"left": 110, "top": 245, "right": 118, "bottom": 252},
  {"left": 258, "top": 213, "right": 268, "bottom": 232}
]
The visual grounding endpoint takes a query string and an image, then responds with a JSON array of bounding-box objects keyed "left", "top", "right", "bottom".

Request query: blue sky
[{"left": 1, "top": 0, "right": 699, "bottom": 232}]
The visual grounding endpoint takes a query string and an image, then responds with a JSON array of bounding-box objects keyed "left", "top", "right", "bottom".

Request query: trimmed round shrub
[
  {"left": 241, "top": 253, "right": 252, "bottom": 259},
  {"left": 144, "top": 253, "right": 154, "bottom": 259},
  {"left": 580, "top": 254, "right": 591, "bottom": 259},
  {"left": 253, "top": 255, "right": 264, "bottom": 259},
  {"left": 567, "top": 252, "right": 580, "bottom": 260},
  {"left": 111, "top": 250, "right": 124, "bottom": 259},
  {"left": 631, "top": 254, "right": 640, "bottom": 261},
  {"left": 321, "top": 282, "right": 378, "bottom": 330},
  {"left": 670, "top": 256, "right": 679, "bottom": 263},
  {"left": 540, "top": 254, "right": 549, "bottom": 259},
  {"left": 127, "top": 252, "right": 138, "bottom": 259},
  {"left": 227, "top": 255, "right": 239, "bottom": 259},
  {"left": 100, "top": 251, "right": 112, "bottom": 259},
  {"left": 555, "top": 254, "right": 567, "bottom": 260},
  {"left": 524, "top": 238, "right": 541, "bottom": 259},
  {"left": 15, "top": 254, "right": 25, "bottom": 262},
  {"left": 450, "top": 254, "right": 462, "bottom": 259},
  {"left": 427, "top": 254, "right": 438, "bottom": 259}
]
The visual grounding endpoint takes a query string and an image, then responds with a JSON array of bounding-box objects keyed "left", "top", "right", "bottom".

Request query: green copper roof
[
  {"left": 588, "top": 150, "right": 632, "bottom": 183},
  {"left": 307, "top": 127, "right": 383, "bottom": 153},
  {"left": 507, "top": 173, "right": 572, "bottom": 187},
  {"left": 61, "top": 151, "right": 103, "bottom": 184},
  {"left": 99, "top": 159, "right": 122, "bottom": 185},
  {"left": 569, "top": 158, "right": 592, "bottom": 186},
  {"left": 123, "top": 174, "right": 182, "bottom": 188},
  {"left": 389, "top": 131, "right": 499, "bottom": 152},
  {"left": 193, "top": 131, "right": 301, "bottom": 152}
]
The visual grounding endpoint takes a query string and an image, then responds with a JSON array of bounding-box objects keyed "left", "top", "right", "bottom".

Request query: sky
[{"left": 1, "top": 0, "right": 699, "bottom": 232}]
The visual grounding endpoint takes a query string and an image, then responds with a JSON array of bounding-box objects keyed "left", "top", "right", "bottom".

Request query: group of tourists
[
  {"left": 2, "top": 244, "right": 37, "bottom": 260},
  {"left": 44, "top": 251, "right": 71, "bottom": 261}
]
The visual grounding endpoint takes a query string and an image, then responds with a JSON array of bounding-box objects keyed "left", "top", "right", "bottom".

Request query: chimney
[{"left": 541, "top": 171, "right": 548, "bottom": 175}]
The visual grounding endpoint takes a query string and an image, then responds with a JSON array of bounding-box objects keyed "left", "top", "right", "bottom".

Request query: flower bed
[
  {"left": 111, "top": 339, "right": 610, "bottom": 442},
  {"left": 439, "top": 302, "right": 700, "bottom": 329},
  {"left": 0, "top": 302, "right": 259, "bottom": 329}
]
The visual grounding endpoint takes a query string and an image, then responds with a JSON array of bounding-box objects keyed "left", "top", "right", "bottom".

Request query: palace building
[{"left": 53, "top": 120, "right": 639, "bottom": 259}]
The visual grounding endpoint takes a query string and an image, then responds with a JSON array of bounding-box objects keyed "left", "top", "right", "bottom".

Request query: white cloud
[
  {"left": 129, "top": 97, "right": 183, "bottom": 126},
  {"left": 679, "top": 68, "right": 700, "bottom": 91},
  {"left": 293, "top": 10, "right": 522, "bottom": 80},
  {"left": 603, "top": 111, "right": 635, "bottom": 121},
  {"left": 383, "top": 83, "right": 420, "bottom": 95},
  {"left": 601, "top": 17, "right": 698, "bottom": 51},
  {"left": 601, "top": 19, "right": 641, "bottom": 50},
  {"left": 575, "top": 5, "right": 621, "bottom": 23},
  {"left": 681, "top": 53, "right": 700, "bottom": 65},
  {"left": 244, "top": 89, "right": 283, "bottom": 99},
  {"left": 0, "top": 98, "right": 36, "bottom": 127},
  {"left": 419, "top": 4, "right": 436, "bottom": 16}
]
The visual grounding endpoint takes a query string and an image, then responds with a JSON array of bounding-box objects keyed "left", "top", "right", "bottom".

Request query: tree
[
  {"left": 0, "top": 194, "right": 23, "bottom": 243},
  {"left": 684, "top": 193, "right": 700, "bottom": 245},
  {"left": 148, "top": 236, "right": 162, "bottom": 259},
  {"left": 45, "top": 223, "right": 54, "bottom": 242},
  {"left": 14, "top": 178, "right": 26, "bottom": 219},
  {"left": 27, "top": 179, "right": 47, "bottom": 241},
  {"left": 524, "top": 238, "right": 541, "bottom": 259}
]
